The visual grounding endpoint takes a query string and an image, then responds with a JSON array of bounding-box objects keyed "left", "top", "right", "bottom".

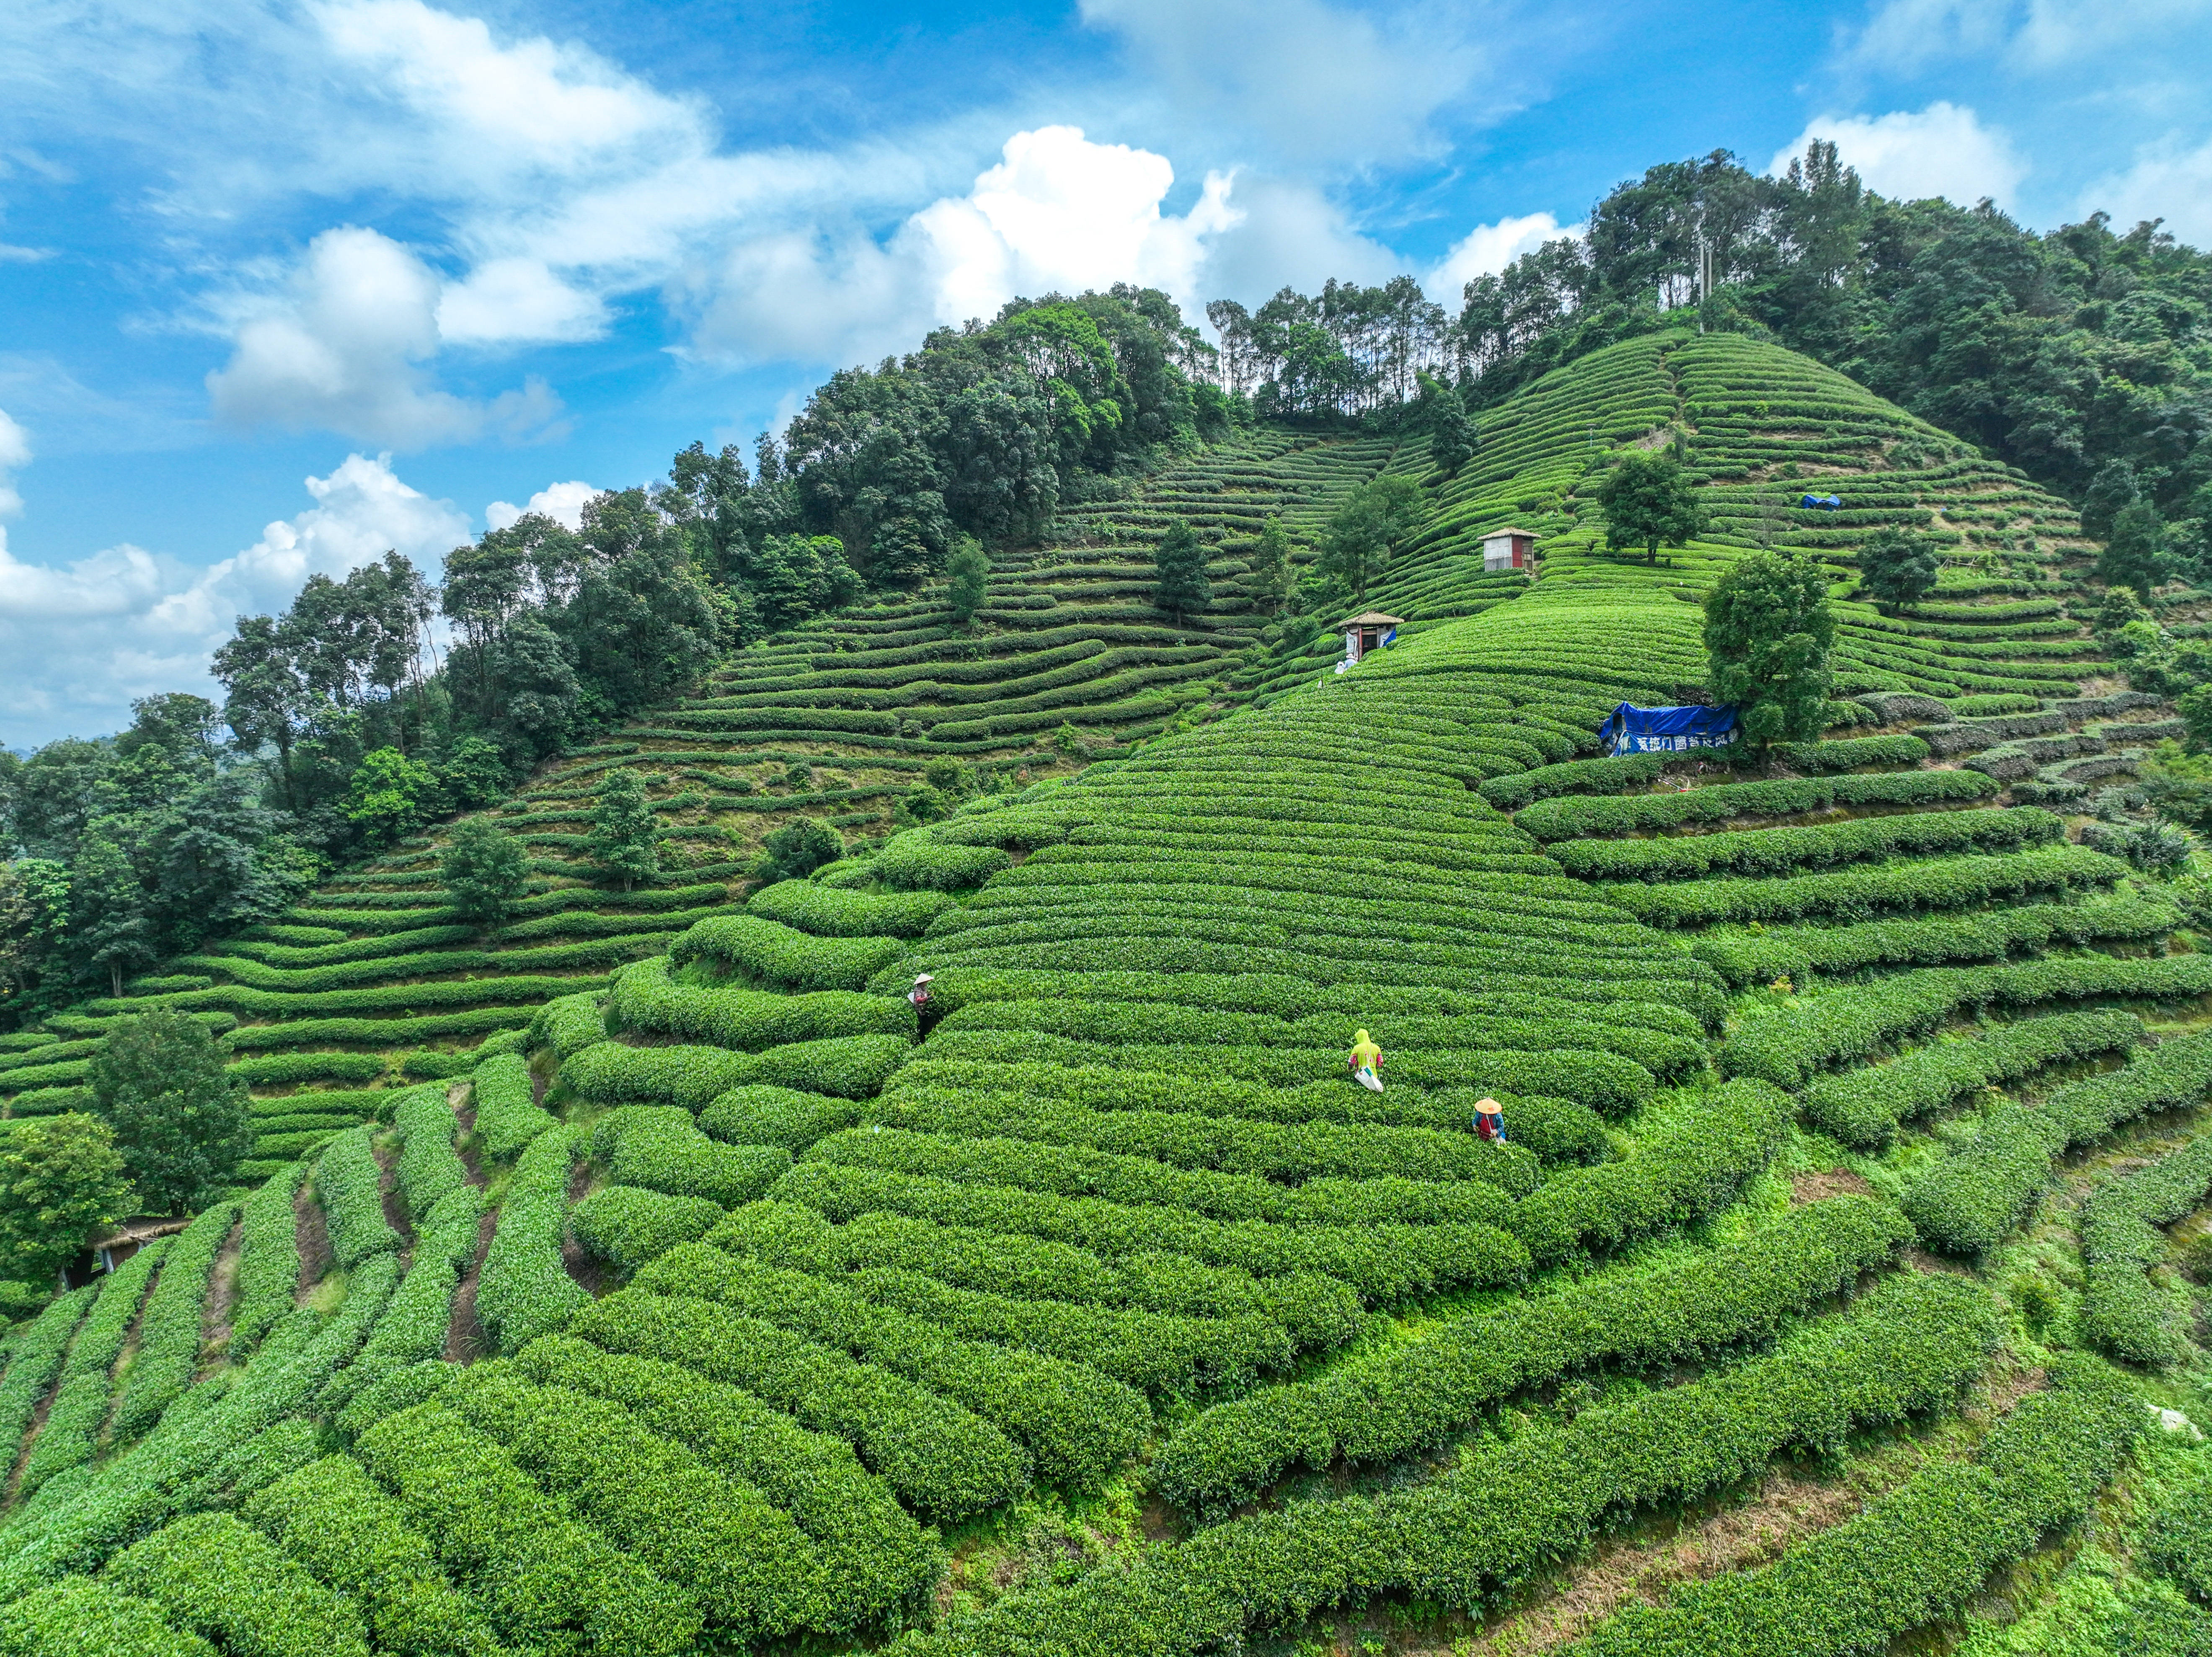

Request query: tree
[
  {"left": 1704, "top": 551, "right": 1836, "bottom": 756},
  {"left": 1318, "top": 475, "right": 1423, "bottom": 600},
  {"left": 0, "top": 1115, "right": 129, "bottom": 1285},
  {"left": 439, "top": 737, "right": 511, "bottom": 810},
  {"left": 1857, "top": 527, "right": 1941, "bottom": 615},
  {"left": 946, "top": 537, "right": 992, "bottom": 626},
  {"left": 1250, "top": 519, "right": 1293, "bottom": 609},
  {"left": 1418, "top": 372, "right": 1477, "bottom": 476},
  {"left": 1152, "top": 522, "right": 1213, "bottom": 621},
  {"left": 2181, "top": 682, "right": 2212, "bottom": 754},
  {"left": 1597, "top": 450, "right": 1706, "bottom": 564},
  {"left": 2081, "top": 459, "right": 2140, "bottom": 541},
  {"left": 2098, "top": 500, "right": 2167, "bottom": 601},
  {"left": 442, "top": 817, "right": 529, "bottom": 928},
  {"left": 343, "top": 747, "right": 443, "bottom": 847},
  {"left": 753, "top": 818, "right": 843, "bottom": 884},
  {"left": 88, "top": 1010, "right": 252, "bottom": 1214},
  {"left": 588, "top": 768, "right": 661, "bottom": 892}
]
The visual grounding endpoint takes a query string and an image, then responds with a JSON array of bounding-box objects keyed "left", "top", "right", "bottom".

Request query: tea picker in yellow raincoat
[{"left": 1348, "top": 1028, "right": 1384, "bottom": 1092}]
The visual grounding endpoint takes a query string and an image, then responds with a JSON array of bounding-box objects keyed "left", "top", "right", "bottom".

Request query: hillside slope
[{"left": 0, "top": 333, "right": 2207, "bottom": 1656}]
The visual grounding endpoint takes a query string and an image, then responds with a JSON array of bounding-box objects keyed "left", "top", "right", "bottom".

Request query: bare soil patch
[
  {"left": 1790, "top": 1168, "right": 1873, "bottom": 1205},
  {"left": 561, "top": 1158, "right": 610, "bottom": 1298},
  {"left": 292, "top": 1182, "right": 333, "bottom": 1306},
  {"left": 373, "top": 1141, "right": 416, "bottom": 1257},
  {"left": 444, "top": 1207, "right": 496, "bottom": 1363},
  {"left": 199, "top": 1214, "right": 243, "bottom": 1366}
]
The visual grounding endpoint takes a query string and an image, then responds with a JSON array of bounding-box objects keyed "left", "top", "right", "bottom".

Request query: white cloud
[
  {"left": 0, "top": 407, "right": 27, "bottom": 518},
  {"left": 437, "top": 258, "right": 608, "bottom": 347},
  {"left": 690, "top": 126, "right": 1244, "bottom": 365},
  {"left": 2084, "top": 134, "right": 2212, "bottom": 246},
  {"left": 0, "top": 452, "right": 468, "bottom": 742},
  {"left": 487, "top": 480, "right": 596, "bottom": 532},
  {"left": 207, "top": 225, "right": 563, "bottom": 446},
  {"left": 1187, "top": 174, "right": 1401, "bottom": 305},
  {"left": 1079, "top": 0, "right": 1491, "bottom": 164},
  {"left": 1841, "top": 0, "right": 2212, "bottom": 72},
  {"left": 1427, "top": 212, "right": 1569, "bottom": 299},
  {"left": 1772, "top": 103, "right": 2026, "bottom": 207}
]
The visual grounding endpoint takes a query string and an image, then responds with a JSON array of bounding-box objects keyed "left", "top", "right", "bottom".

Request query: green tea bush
[
  {"left": 570, "top": 1185, "right": 726, "bottom": 1272},
  {"left": 747, "top": 879, "right": 955, "bottom": 938},
  {"left": 315, "top": 1125, "right": 399, "bottom": 1267},
  {"left": 612, "top": 956, "right": 915, "bottom": 1050},
  {"left": 514, "top": 1332, "right": 942, "bottom": 1633},
  {"left": 0, "top": 1286, "right": 95, "bottom": 1485},
  {"left": 701, "top": 1084, "right": 867, "bottom": 1151},
  {"left": 112, "top": 1201, "right": 237, "bottom": 1439},
  {"left": 1692, "top": 897, "right": 2182, "bottom": 985},
  {"left": 2078, "top": 1133, "right": 2212, "bottom": 1364},
  {"left": 440, "top": 1363, "right": 827, "bottom": 1639},
  {"left": 324, "top": 1187, "right": 481, "bottom": 1411},
  {"left": 241, "top": 1453, "right": 507, "bottom": 1657},
  {"left": 1770, "top": 733, "right": 1932, "bottom": 770},
  {"left": 570, "top": 1287, "right": 1029, "bottom": 1522},
  {"left": 230, "top": 1158, "right": 310, "bottom": 1355},
  {"left": 1150, "top": 1195, "right": 1909, "bottom": 1512},
  {"left": 1609, "top": 843, "right": 2125, "bottom": 928},
  {"left": 871, "top": 829, "right": 1012, "bottom": 891},
  {"left": 1557, "top": 806, "right": 2058, "bottom": 881},
  {"left": 1514, "top": 767, "right": 1997, "bottom": 838},
  {"left": 351, "top": 1401, "right": 701, "bottom": 1655},
  {"left": 1477, "top": 753, "right": 1667, "bottom": 810},
  {"left": 474, "top": 1126, "right": 587, "bottom": 1354},
  {"left": 1905, "top": 1032, "right": 2212, "bottom": 1253},
  {"left": 635, "top": 1243, "right": 1146, "bottom": 1489},
  {"left": 2145, "top": 1460, "right": 2212, "bottom": 1603},
  {"left": 18, "top": 1238, "right": 169, "bottom": 1495},
  {"left": 467, "top": 1052, "right": 555, "bottom": 1158},
  {"left": 1804, "top": 1010, "right": 2144, "bottom": 1147},
  {"left": 1571, "top": 1358, "right": 2140, "bottom": 1657},
  {"left": 105, "top": 1512, "right": 370, "bottom": 1657},
  {"left": 525, "top": 991, "right": 607, "bottom": 1058},
  {"left": 0, "top": 1576, "right": 215, "bottom": 1656},
  {"left": 590, "top": 1105, "right": 791, "bottom": 1205},
  {"left": 670, "top": 913, "right": 908, "bottom": 993},
  {"left": 391, "top": 1083, "right": 466, "bottom": 1219},
  {"left": 1720, "top": 955, "right": 2212, "bottom": 1088}
]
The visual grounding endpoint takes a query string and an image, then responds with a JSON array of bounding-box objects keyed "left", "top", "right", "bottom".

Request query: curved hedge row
[
  {"left": 1803, "top": 1009, "right": 2144, "bottom": 1148},
  {"left": 1721, "top": 956, "right": 2212, "bottom": 1089},
  {"left": 2078, "top": 1133, "right": 2212, "bottom": 1365},
  {"left": 1150, "top": 1195, "right": 1910, "bottom": 1513},
  {"left": 1605, "top": 843, "right": 2125, "bottom": 928},
  {"left": 1558, "top": 805, "right": 2058, "bottom": 883},
  {"left": 565, "top": 1033, "right": 914, "bottom": 1109},
  {"left": 670, "top": 914, "right": 907, "bottom": 994},
  {"left": 111, "top": 1200, "right": 237, "bottom": 1440},
  {"left": 747, "top": 880, "right": 955, "bottom": 939},
  {"left": 469, "top": 1051, "right": 556, "bottom": 1158},
  {"left": 1691, "top": 898, "right": 2182, "bottom": 986},
  {"left": 1514, "top": 767, "right": 1997, "bottom": 839},
  {"left": 611, "top": 957, "right": 915, "bottom": 1051},
  {"left": 475, "top": 1125, "right": 588, "bottom": 1355},
  {"left": 315, "top": 1125, "right": 399, "bottom": 1267},
  {"left": 1904, "top": 1032, "right": 2212, "bottom": 1254},
  {"left": 590, "top": 1105, "right": 791, "bottom": 1206}
]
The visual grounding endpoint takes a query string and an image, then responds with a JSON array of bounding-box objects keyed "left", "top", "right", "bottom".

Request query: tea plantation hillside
[{"left": 5, "top": 332, "right": 2212, "bottom": 1656}]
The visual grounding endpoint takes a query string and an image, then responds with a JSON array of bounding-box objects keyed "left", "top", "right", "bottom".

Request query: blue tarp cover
[
  {"left": 1799, "top": 493, "right": 1841, "bottom": 509},
  {"left": 1597, "top": 702, "right": 1739, "bottom": 754}
]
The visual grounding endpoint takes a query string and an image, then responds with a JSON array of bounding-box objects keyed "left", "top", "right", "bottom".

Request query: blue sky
[{"left": 1, "top": 0, "right": 2208, "bottom": 742}]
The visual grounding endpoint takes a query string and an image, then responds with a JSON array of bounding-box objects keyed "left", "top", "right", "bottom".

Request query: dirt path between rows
[
  {"left": 199, "top": 1215, "right": 243, "bottom": 1367},
  {"left": 292, "top": 1181, "right": 333, "bottom": 1305},
  {"left": 561, "top": 1158, "right": 610, "bottom": 1299},
  {"left": 444, "top": 1081, "right": 494, "bottom": 1363}
]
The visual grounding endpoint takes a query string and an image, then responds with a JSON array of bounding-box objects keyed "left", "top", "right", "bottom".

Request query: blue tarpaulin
[
  {"left": 1799, "top": 493, "right": 1841, "bottom": 510},
  {"left": 1597, "top": 702, "right": 1739, "bottom": 755}
]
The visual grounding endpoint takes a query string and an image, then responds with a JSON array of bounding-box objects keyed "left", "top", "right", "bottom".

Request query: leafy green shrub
[
  {"left": 390, "top": 1083, "right": 466, "bottom": 1219},
  {"left": 1691, "top": 897, "right": 2181, "bottom": 985},
  {"left": 1150, "top": 1195, "right": 1909, "bottom": 1513},
  {"left": 570, "top": 1286, "right": 1029, "bottom": 1523},
  {"left": 611, "top": 957, "right": 915, "bottom": 1052},
  {"left": 0, "top": 1575, "right": 216, "bottom": 1656},
  {"left": 1478, "top": 753, "right": 1667, "bottom": 811},
  {"left": 590, "top": 1105, "right": 790, "bottom": 1205},
  {"left": 105, "top": 1512, "right": 370, "bottom": 1657},
  {"left": 1514, "top": 767, "right": 1996, "bottom": 838},
  {"left": 670, "top": 913, "right": 907, "bottom": 992},
  {"left": 1769, "top": 732, "right": 1931, "bottom": 770},
  {"left": 524, "top": 991, "right": 607, "bottom": 1059},
  {"left": 872, "top": 829, "right": 1012, "bottom": 891},
  {"left": 0, "top": 1286, "right": 95, "bottom": 1487},
  {"left": 701, "top": 1084, "right": 867, "bottom": 1151},
  {"left": 324, "top": 1186, "right": 481, "bottom": 1412},
  {"left": 514, "top": 1332, "right": 942, "bottom": 1632},
  {"left": 2078, "top": 1132, "right": 2212, "bottom": 1365},
  {"left": 1905, "top": 1032, "right": 2212, "bottom": 1254},
  {"left": 230, "top": 1157, "right": 310, "bottom": 1355},
  {"left": 18, "top": 1237, "right": 168, "bottom": 1495},
  {"left": 241, "top": 1453, "right": 506, "bottom": 1657},
  {"left": 475, "top": 1126, "right": 587, "bottom": 1355},
  {"left": 467, "top": 1052, "right": 555, "bottom": 1159},
  {"left": 1558, "top": 804, "right": 2057, "bottom": 881},
  {"left": 111, "top": 1200, "right": 237, "bottom": 1440},
  {"left": 570, "top": 1185, "right": 725, "bottom": 1272},
  {"left": 747, "top": 878, "right": 955, "bottom": 938},
  {"left": 1572, "top": 1358, "right": 2140, "bottom": 1657},
  {"left": 351, "top": 1401, "right": 701, "bottom": 1655},
  {"left": 439, "top": 1363, "right": 826, "bottom": 1640},
  {"left": 636, "top": 1242, "right": 1147, "bottom": 1490},
  {"left": 1804, "top": 1010, "right": 2144, "bottom": 1147},
  {"left": 314, "top": 1125, "right": 398, "bottom": 1267}
]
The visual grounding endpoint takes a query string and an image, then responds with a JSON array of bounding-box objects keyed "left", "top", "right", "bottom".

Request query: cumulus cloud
[
  {"left": 1078, "top": 0, "right": 1491, "bottom": 164},
  {"left": 1771, "top": 103, "right": 2026, "bottom": 207},
  {"left": 2085, "top": 135, "right": 2212, "bottom": 246},
  {"left": 1427, "top": 212, "right": 1569, "bottom": 299},
  {"left": 0, "top": 452, "right": 469, "bottom": 743},
  {"left": 207, "top": 225, "right": 563, "bottom": 446},
  {"left": 691, "top": 126, "right": 1243, "bottom": 365},
  {"left": 0, "top": 407, "right": 27, "bottom": 518},
  {"left": 1188, "top": 174, "right": 1401, "bottom": 305},
  {"left": 486, "top": 479, "right": 597, "bottom": 532},
  {"left": 1840, "top": 0, "right": 2212, "bottom": 72}
]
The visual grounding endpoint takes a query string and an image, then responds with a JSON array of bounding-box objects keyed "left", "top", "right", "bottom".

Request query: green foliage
[
  {"left": 1150, "top": 522, "right": 1213, "bottom": 620},
  {"left": 1317, "top": 475, "right": 1421, "bottom": 599},
  {"left": 873, "top": 828, "right": 1011, "bottom": 891},
  {"left": 587, "top": 767, "right": 661, "bottom": 891},
  {"left": 1248, "top": 518, "right": 1293, "bottom": 607},
  {"left": 105, "top": 1511, "right": 371, "bottom": 1657},
  {"left": 747, "top": 878, "right": 954, "bottom": 939},
  {"left": 343, "top": 746, "right": 445, "bottom": 847},
  {"left": 670, "top": 912, "right": 906, "bottom": 992},
  {"left": 315, "top": 1125, "right": 399, "bottom": 1267},
  {"left": 2098, "top": 498, "right": 2167, "bottom": 599},
  {"left": 0, "top": 1113, "right": 128, "bottom": 1284},
  {"left": 2078, "top": 1132, "right": 2212, "bottom": 1365},
  {"left": 611, "top": 955, "right": 915, "bottom": 1052},
  {"left": 18, "top": 1235, "right": 168, "bottom": 1495},
  {"left": 229, "top": 1157, "right": 308, "bottom": 1356},
  {"left": 111, "top": 1200, "right": 235, "bottom": 1438},
  {"left": 945, "top": 537, "right": 991, "bottom": 625},
  {"left": 589, "top": 1105, "right": 791, "bottom": 1205},
  {"left": 88, "top": 1009, "right": 253, "bottom": 1213},
  {"left": 475, "top": 1125, "right": 587, "bottom": 1354},
  {"left": 753, "top": 817, "right": 845, "bottom": 884},
  {"left": 1597, "top": 448, "right": 1706, "bottom": 563},
  {"left": 1516, "top": 767, "right": 1995, "bottom": 837},
  {"left": 1704, "top": 550, "right": 1835, "bottom": 749},
  {"left": 569, "top": 1185, "right": 725, "bottom": 1272},
  {"left": 468, "top": 1051, "right": 556, "bottom": 1158},
  {"left": 1858, "top": 525, "right": 1941, "bottom": 613},
  {"left": 0, "top": 1575, "right": 217, "bottom": 1657},
  {"left": 1555, "top": 804, "right": 2058, "bottom": 882},
  {"left": 437, "top": 818, "right": 527, "bottom": 927}
]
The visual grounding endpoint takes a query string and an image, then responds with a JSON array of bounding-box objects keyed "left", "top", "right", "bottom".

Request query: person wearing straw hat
[
  {"left": 1473, "top": 1097, "right": 1507, "bottom": 1143},
  {"left": 1347, "top": 1028, "right": 1384, "bottom": 1092},
  {"left": 908, "top": 974, "right": 934, "bottom": 1010}
]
